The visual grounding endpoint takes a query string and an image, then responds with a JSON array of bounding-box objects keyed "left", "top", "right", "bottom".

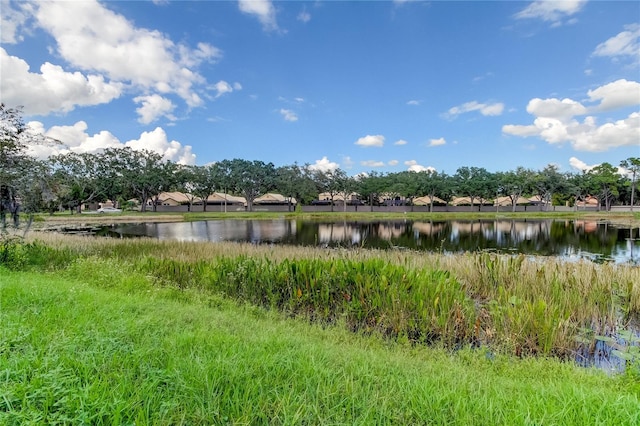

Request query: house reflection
[{"left": 107, "top": 219, "right": 635, "bottom": 263}]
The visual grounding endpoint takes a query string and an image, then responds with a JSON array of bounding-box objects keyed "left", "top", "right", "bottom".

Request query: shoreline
[{"left": 27, "top": 210, "right": 640, "bottom": 229}]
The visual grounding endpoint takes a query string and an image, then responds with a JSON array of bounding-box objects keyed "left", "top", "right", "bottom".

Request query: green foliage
[
  {"left": 2, "top": 104, "right": 635, "bottom": 214},
  {"left": 138, "top": 255, "right": 475, "bottom": 346},
  {"left": 0, "top": 236, "right": 77, "bottom": 271},
  {"left": 15, "top": 235, "right": 640, "bottom": 359},
  {"left": 227, "top": 158, "right": 276, "bottom": 211},
  {"left": 2, "top": 269, "right": 639, "bottom": 424},
  {"left": 0, "top": 234, "right": 29, "bottom": 269}
]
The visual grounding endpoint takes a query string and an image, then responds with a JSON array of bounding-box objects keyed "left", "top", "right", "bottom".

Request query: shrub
[{"left": 0, "top": 234, "right": 28, "bottom": 270}]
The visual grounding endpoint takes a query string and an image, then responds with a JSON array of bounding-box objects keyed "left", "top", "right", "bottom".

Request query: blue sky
[{"left": 1, "top": 0, "right": 639, "bottom": 175}]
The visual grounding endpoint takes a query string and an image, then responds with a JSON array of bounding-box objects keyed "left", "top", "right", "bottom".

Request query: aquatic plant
[{"left": 20, "top": 234, "right": 640, "bottom": 358}]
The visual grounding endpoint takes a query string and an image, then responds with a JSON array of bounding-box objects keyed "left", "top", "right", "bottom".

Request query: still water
[{"left": 98, "top": 219, "right": 639, "bottom": 264}]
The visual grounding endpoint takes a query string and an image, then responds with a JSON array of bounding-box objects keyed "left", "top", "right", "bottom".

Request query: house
[
  {"left": 493, "top": 196, "right": 530, "bottom": 206},
  {"left": 575, "top": 196, "right": 598, "bottom": 208},
  {"left": 205, "top": 192, "right": 246, "bottom": 206},
  {"left": 451, "top": 197, "right": 492, "bottom": 206},
  {"left": 413, "top": 195, "right": 446, "bottom": 206},
  {"left": 149, "top": 192, "right": 201, "bottom": 207},
  {"left": 317, "top": 192, "right": 362, "bottom": 205},
  {"left": 254, "top": 193, "right": 297, "bottom": 205}
]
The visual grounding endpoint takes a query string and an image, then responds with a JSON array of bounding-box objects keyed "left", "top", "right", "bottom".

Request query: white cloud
[
  {"left": 238, "top": 0, "right": 278, "bottom": 31},
  {"left": 297, "top": 10, "right": 311, "bottom": 23},
  {"left": 505, "top": 113, "right": 640, "bottom": 151},
  {"left": 355, "top": 134, "right": 385, "bottom": 147},
  {"left": 388, "top": 160, "right": 399, "bottom": 166},
  {"left": 394, "top": 139, "right": 408, "bottom": 146},
  {"left": 361, "top": 160, "right": 385, "bottom": 168},
  {"left": 125, "top": 127, "right": 196, "bottom": 165},
  {"left": 342, "top": 156, "right": 354, "bottom": 169},
  {"left": 0, "top": 0, "right": 27, "bottom": 43},
  {"left": 278, "top": 96, "right": 305, "bottom": 105},
  {"left": 570, "top": 113, "right": 640, "bottom": 152},
  {"left": 515, "top": 0, "right": 586, "bottom": 24},
  {"left": 593, "top": 24, "right": 640, "bottom": 58},
  {"left": 26, "top": 120, "right": 195, "bottom": 164},
  {"left": 279, "top": 109, "right": 298, "bottom": 122},
  {"left": 22, "top": 0, "right": 220, "bottom": 111},
  {"left": 503, "top": 79, "right": 640, "bottom": 152},
  {"left": 133, "top": 94, "right": 176, "bottom": 124},
  {"left": 407, "top": 100, "right": 421, "bottom": 106},
  {"left": 429, "top": 137, "right": 446, "bottom": 147},
  {"left": 569, "top": 157, "right": 596, "bottom": 172},
  {"left": 526, "top": 97, "right": 588, "bottom": 121},
  {"left": 0, "top": 48, "right": 123, "bottom": 116},
  {"left": 587, "top": 79, "right": 640, "bottom": 111},
  {"left": 445, "top": 101, "right": 504, "bottom": 119},
  {"left": 404, "top": 160, "right": 435, "bottom": 173},
  {"left": 213, "top": 80, "right": 242, "bottom": 98},
  {"left": 308, "top": 156, "right": 339, "bottom": 172}
]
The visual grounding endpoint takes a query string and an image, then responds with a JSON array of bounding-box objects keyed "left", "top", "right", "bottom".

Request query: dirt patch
[{"left": 32, "top": 214, "right": 184, "bottom": 230}]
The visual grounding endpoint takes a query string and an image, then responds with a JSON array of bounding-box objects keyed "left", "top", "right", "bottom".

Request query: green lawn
[{"left": 2, "top": 267, "right": 639, "bottom": 425}]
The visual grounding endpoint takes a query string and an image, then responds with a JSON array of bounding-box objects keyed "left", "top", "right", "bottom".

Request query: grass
[
  {"left": 11, "top": 233, "right": 640, "bottom": 359},
  {"left": 180, "top": 209, "right": 640, "bottom": 224},
  {"left": 33, "top": 209, "right": 640, "bottom": 225},
  {"left": 2, "top": 266, "right": 640, "bottom": 425}
]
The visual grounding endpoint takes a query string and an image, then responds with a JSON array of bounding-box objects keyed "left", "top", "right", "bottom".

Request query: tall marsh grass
[{"left": 18, "top": 233, "right": 640, "bottom": 359}]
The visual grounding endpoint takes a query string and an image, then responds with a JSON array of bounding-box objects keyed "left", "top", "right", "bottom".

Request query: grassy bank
[
  {"left": 9, "top": 234, "right": 640, "bottom": 360},
  {"left": 183, "top": 210, "right": 640, "bottom": 223},
  {"left": 32, "top": 209, "right": 640, "bottom": 226},
  {"left": 2, "top": 266, "right": 639, "bottom": 425}
]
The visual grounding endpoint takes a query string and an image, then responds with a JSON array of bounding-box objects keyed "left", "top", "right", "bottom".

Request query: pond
[{"left": 94, "top": 218, "right": 640, "bottom": 264}]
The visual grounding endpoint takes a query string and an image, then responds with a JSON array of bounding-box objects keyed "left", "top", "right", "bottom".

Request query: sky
[{"left": 1, "top": 0, "right": 639, "bottom": 176}]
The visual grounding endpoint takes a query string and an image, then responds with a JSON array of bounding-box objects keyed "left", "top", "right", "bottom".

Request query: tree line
[{"left": 2, "top": 104, "right": 639, "bottom": 225}]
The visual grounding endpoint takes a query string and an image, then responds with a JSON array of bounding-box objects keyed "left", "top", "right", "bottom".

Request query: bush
[
  {"left": 0, "top": 234, "right": 29, "bottom": 270},
  {"left": 0, "top": 235, "right": 77, "bottom": 271}
]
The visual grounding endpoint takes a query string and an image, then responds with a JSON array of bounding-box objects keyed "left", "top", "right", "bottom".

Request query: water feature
[{"left": 92, "top": 218, "right": 640, "bottom": 264}]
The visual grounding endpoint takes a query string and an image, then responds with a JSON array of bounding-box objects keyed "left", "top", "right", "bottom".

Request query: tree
[
  {"left": 116, "top": 148, "right": 175, "bottom": 212},
  {"left": 14, "top": 158, "right": 56, "bottom": 215},
  {"left": 312, "top": 168, "right": 349, "bottom": 212},
  {"left": 227, "top": 159, "right": 276, "bottom": 212},
  {"left": 356, "top": 171, "right": 386, "bottom": 212},
  {"left": 453, "top": 167, "right": 493, "bottom": 209},
  {"left": 620, "top": 157, "right": 640, "bottom": 212},
  {"left": 587, "top": 163, "right": 621, "bottom": 211},
  {"left": 147, "top": 158, "right": 179, "bottom": 212},
  {"left": 532, "top": 164, "right": 565, "bottom": 211},
  {"left": 498, "top": 167, "right": 534, "bottom": 212},
  {"left": 566, "top": 172, "right": 588, "bottom": 210},
  {"left": 95, "top": 148, "right": 132, "bottom": 210},
  {"left": 173, "top": 165, "right": 202, "bottom": 212},
  {"left": 394, "top": 171, "right": 421, "bottom": 211},
  {"left": 50, "top": 152, "right": 103, "bottom": 214},
  {"left": 336, "top": 171, "right": 357, "bottom": 212},
  {"left": 1, "top": 104, "right": 52, "bottom": 227},
  {"left": 275, "top": 164, "right": 316, "bottom": 211},
  {"left": 187, "top": 164, "right": 223, "bottom": 212}
]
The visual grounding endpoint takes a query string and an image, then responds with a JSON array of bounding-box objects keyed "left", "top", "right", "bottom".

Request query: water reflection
[
  {"left": 101, "top": 219, "right": 639, "bottom": 264},
  {"left": 110, "top": 219, "right": 297, "bottom": 243}
]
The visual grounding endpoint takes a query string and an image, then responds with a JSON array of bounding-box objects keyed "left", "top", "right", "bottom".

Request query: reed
[{"left": 16, "top": 233, "right": 640, "bottom": 359}]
